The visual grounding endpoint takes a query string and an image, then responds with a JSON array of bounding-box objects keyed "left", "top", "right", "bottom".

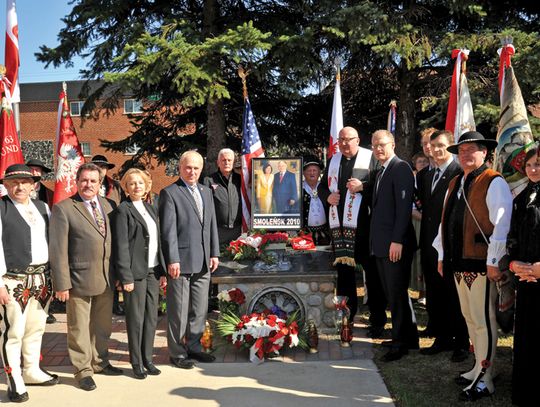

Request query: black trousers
[
  {"left": 124, "top": 270, "right": 160, "bottom": 366},
  {"left": 375, "top": 254, "right": 419, "bottom": 349},
  {"left": 336, "top": 256, "right": 386, "bottom": 323}
]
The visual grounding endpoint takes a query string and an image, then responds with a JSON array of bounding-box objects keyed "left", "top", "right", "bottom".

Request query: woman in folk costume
[
  {"left": 256, "top": 162, "right": 274, "bottom": 213},
  {"left": 505, "top": 146, "right": 540, "bottom": 406},
  {"left": 301, "top": 156, "right": 330, "bottom": 245}
]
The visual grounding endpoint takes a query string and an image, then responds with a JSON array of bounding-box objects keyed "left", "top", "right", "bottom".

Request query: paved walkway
[{"left": 1, "top": 312, "right": 394, "bottom": 406}]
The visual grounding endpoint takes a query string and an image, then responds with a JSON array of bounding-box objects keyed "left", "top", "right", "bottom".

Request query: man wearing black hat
[
  {"left": 0, "top": 164, "right": 59, "bottom": 403},
  {"left": 90, "top": 155, "right": 125, "bottom": 206},
  {"left": 26, "top": 159, "right": 54, "bottom": 207},
  {"left": 434, "top": 131, "right": 513, "bottom": 401},
  {"left": 302, "top": 156, "right": 330, "bottom": 245}
]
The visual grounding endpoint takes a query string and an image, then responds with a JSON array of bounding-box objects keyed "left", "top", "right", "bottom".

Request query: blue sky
[{"left": 0, "top": 0, "right": 85, "bottom": 84}]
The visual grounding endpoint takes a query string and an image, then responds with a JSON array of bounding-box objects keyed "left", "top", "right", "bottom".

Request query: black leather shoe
[
  {"left": 8, "top": 389, "right": 29, "bottom": 403},
  {"left": 382, "top": 348, "right": 408, "bottom": 362},
  {"left": 380, "top": 340, "right": 395, "bottom": 348},
  {"left": 113, "top": 305, "right": 125, "bottom": 316},
  {"left": 458, "top": 387, "right": 492, "bottom": 402},
  {"left": 188, "top": 351, "right": 216, "bottom": 363},
  {"left": 454, "top": 375, "right": 473, "bottom": 386},
  {"left": 46, "top": 313, "right": 56, "bottom": 324},
  {"left": 143, "top": 363, "right": 161, "bottom": 376},
  {"left": 95, "top": 364, "right": 123, "bottom": 376},
  {"left": 366, "top": 326, "right": 385, "bottom": 339},
  {"left": 170, "top": 357, "right": 195, "bottom": 369},
  {"left": 79, "top": 376, "right": 97, "bottom": 391},
  {"left": 26, "top": 374, "right": 59, "bottom": 386},
  {"left": 451, "top": 348, "right": 469, "bottom": 363},
  {"left": 132, "top": 365, "right": 147, "bottom": 380},
  {"left": 420, "top": 342, "right": 452, "bottom": 356}
]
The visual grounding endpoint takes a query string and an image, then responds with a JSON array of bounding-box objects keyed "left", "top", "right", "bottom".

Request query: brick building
[{"left": 19, "top": 80, "right": 177, "bottom": 194}]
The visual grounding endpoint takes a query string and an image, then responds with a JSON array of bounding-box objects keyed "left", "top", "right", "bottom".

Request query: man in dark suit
[
  {"left": 418, "top": 130, "right": 468, "bottom": 361},
  {"left": 370, "top": 129, "right": 419, "bottom": 362},
  {"left": 318, "top": 126, "right": 386, "bottom": 334},
  {"left": 160, "top": 151, "right": 220, "bottom": 368},
  {"left": 272, "top": 160, "right": 298, "bottom": 213},
  {"left": 49, "top": 163, "right": 123, "bottom": 392}
]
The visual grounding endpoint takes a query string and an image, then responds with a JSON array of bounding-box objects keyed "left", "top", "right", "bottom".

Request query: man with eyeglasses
[
  {"left": 318, "top": 126, "right": 386, "bottom": 336},
  {"left": 370, "top": 129, "right": 419, "bottom": 362}
]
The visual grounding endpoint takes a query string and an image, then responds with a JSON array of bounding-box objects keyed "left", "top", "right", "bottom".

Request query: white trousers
[
  {"left": 455, "top": 271, "right": 498, "bottom": 393},
  {"left": 0, "top": 273, "right": 52, "bottom": 395}
]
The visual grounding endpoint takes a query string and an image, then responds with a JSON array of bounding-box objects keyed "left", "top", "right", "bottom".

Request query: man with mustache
[{"left": 49, "top": 163, "right": 123, "bottom": 392}]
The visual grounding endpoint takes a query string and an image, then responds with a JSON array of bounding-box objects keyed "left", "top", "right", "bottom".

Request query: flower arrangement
[
  {"left": 226, "top": 231, "right": 289, "bottom": 262},
  {"left": 217, "top": 287, "right": 246, "bottom": 315},
  {"left": 216, "top": 288, "right": 307, "bottom": 363},
  {"left": 218, "top": 309, "right": 303, "bottom": 364}
]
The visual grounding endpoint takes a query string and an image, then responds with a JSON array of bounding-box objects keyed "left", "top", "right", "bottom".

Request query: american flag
[{"left": 240, "top": 97, "right": 264, "bottom": 231}]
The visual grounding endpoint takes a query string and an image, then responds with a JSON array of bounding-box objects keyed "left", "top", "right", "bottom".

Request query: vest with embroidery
[
  {"left": 0, "top": 196, "right": 49, "bottom": 270},
  {"left": 441, "top": 166, "right": 499, "bottom": 272}
]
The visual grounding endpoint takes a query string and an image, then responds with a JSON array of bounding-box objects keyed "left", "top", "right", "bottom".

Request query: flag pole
[{"left": 238, "top": 64, "right": 250, "bottom": 100}]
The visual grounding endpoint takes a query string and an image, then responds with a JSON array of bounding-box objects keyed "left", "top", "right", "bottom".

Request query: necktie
[
  {"left": 280, "top": 173, "right": 284, "bottom": 183},
  {"left": 431, "top": 168, "right": 441, "bottom": 192},
  {"left": 90, "top": 200, "right": 106, "bottom": 236},
  {"left": 189, "top": 184, "right": 204, "bottom": 222},
  {"left": 376, "top": 166, "right": 385, "bottom": 194}
]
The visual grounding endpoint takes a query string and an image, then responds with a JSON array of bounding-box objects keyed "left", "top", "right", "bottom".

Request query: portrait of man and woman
[{"left": 253, "top": 158, "right": 301, "bottom": 215}]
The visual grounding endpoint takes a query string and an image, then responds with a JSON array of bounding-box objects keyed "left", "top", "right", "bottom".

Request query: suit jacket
[
  {"left": 111, "top": 198, "right": 166, "bottom": 284},
  {"left": 49, "top": 194, "right": 115, "bottom": 296},
  {"left": 370, "top": 156, "right": 417, "bottom": 257},
  {"left": 418, "top": 160, "right": 462, "bottom": 253},
  {"left": 159, "top": 179, "right": 220, "bottom": 274},
  {"left": 272, "top": 171, "right": 298, "bottom": 213}
]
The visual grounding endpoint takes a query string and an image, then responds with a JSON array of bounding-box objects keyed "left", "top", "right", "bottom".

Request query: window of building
[
  {"left": 80, "top": 142, "right": 91, "bottom": 157},
  {"left": 124, "top": 144, "right": 140, "bottom": 156},
  {"left": 124, "top": 99, "right": 143, "bottom": 114},
  {"left": 70, "top": 101, "right": 84, "bottom": 116}
]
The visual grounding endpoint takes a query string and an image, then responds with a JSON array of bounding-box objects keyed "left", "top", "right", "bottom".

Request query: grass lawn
[{"left": 359, "top": 291, "right": 514, "bottom": 407}]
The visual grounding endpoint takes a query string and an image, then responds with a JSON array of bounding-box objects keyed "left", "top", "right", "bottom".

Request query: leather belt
[{"left": 6, "top": 263, "right": 49, "bottom": 277}]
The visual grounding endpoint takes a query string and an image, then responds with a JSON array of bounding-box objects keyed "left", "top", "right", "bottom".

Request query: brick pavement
[{"left": 39, "top": 311, "right": 376, "bottom": 367}]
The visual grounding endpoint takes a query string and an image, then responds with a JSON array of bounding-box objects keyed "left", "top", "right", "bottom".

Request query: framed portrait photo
[{"left": 251, "top": 157, "right": 303, "bottom": 230}]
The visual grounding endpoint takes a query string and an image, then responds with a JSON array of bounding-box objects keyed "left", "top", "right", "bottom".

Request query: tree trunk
[
  {"left": 203, "top": 0, "right": 225, "bottom": 173},
  {"left": 395, "top": 65, "right": 417, "bottom": 161}
]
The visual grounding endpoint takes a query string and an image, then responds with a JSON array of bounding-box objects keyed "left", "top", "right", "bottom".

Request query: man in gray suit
[
  {"left": 49, "top": 163, "right": 122, "bottom": 392},
  {"left": 160, "top": 151, "right": 220, "bottom": 368}
]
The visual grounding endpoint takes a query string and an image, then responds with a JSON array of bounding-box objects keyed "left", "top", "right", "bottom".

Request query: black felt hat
[
  {"left": 303, "top": 155, "right": 324, "bottom": 171},
  {"left": 25, "top": 158, "right": 52, "bottom": 173},
  {"left": 447, "top": 131, "right": 498, "bottom": 154},
  {"left": 91, "top": 155, "right": 115, "bottom": 169},
  {"left": 1, "top": 164, "right": 41, "bottom": 183}
]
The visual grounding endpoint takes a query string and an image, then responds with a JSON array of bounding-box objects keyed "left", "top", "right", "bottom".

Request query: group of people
[
  {"left": 0, "top": 150, "right": 224, "bottom": 403},
  {"left": 0, "top": 128, "right": 538, "bottom": 404},
  {"left": 319, "top": 125, "right": 539, "bottom": 404}
]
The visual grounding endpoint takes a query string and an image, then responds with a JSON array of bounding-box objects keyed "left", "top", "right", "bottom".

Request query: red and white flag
[
  {"left": 445, "top": 49, "right": 475, "bottom": 144},
  {"left": 5, "top": 0, "right": 20, "bottom": 104},
  {"left": 328, "top": 68, "right": 343, "bottom": 159},
  {"left": 0, "top": 78, "right": 24, "bottom": 183},
  {"left": 52, "top": 87, "right": 85, "bottom": 204}
]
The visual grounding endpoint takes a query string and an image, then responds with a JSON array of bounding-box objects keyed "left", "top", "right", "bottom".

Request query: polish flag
[
  {"left": 5, "top": 0, "right": 20, "bottom": 104},
  {"left": 52, "top": 85, "right": 85, "bottom": 204},
  {"left": 328, "top": 68, "right": 343, "bottom": 159}
]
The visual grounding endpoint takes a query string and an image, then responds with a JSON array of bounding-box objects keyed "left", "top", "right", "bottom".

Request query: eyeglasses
[
  {"left": 338, "top": 137, "right": 358, "bottom": 144},
  {"left": 371, "top": 142, "right": 392, "bottom": 150}
]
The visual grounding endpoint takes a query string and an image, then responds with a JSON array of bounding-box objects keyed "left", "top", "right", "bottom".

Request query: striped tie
[{"left": 189, "top": 184, "right": 203, "bottom": 222}]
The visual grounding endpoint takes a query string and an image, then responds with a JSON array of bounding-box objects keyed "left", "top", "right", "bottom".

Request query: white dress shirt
[{"left": 133, "top": 200, "right": 159, "bottom": 268}]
